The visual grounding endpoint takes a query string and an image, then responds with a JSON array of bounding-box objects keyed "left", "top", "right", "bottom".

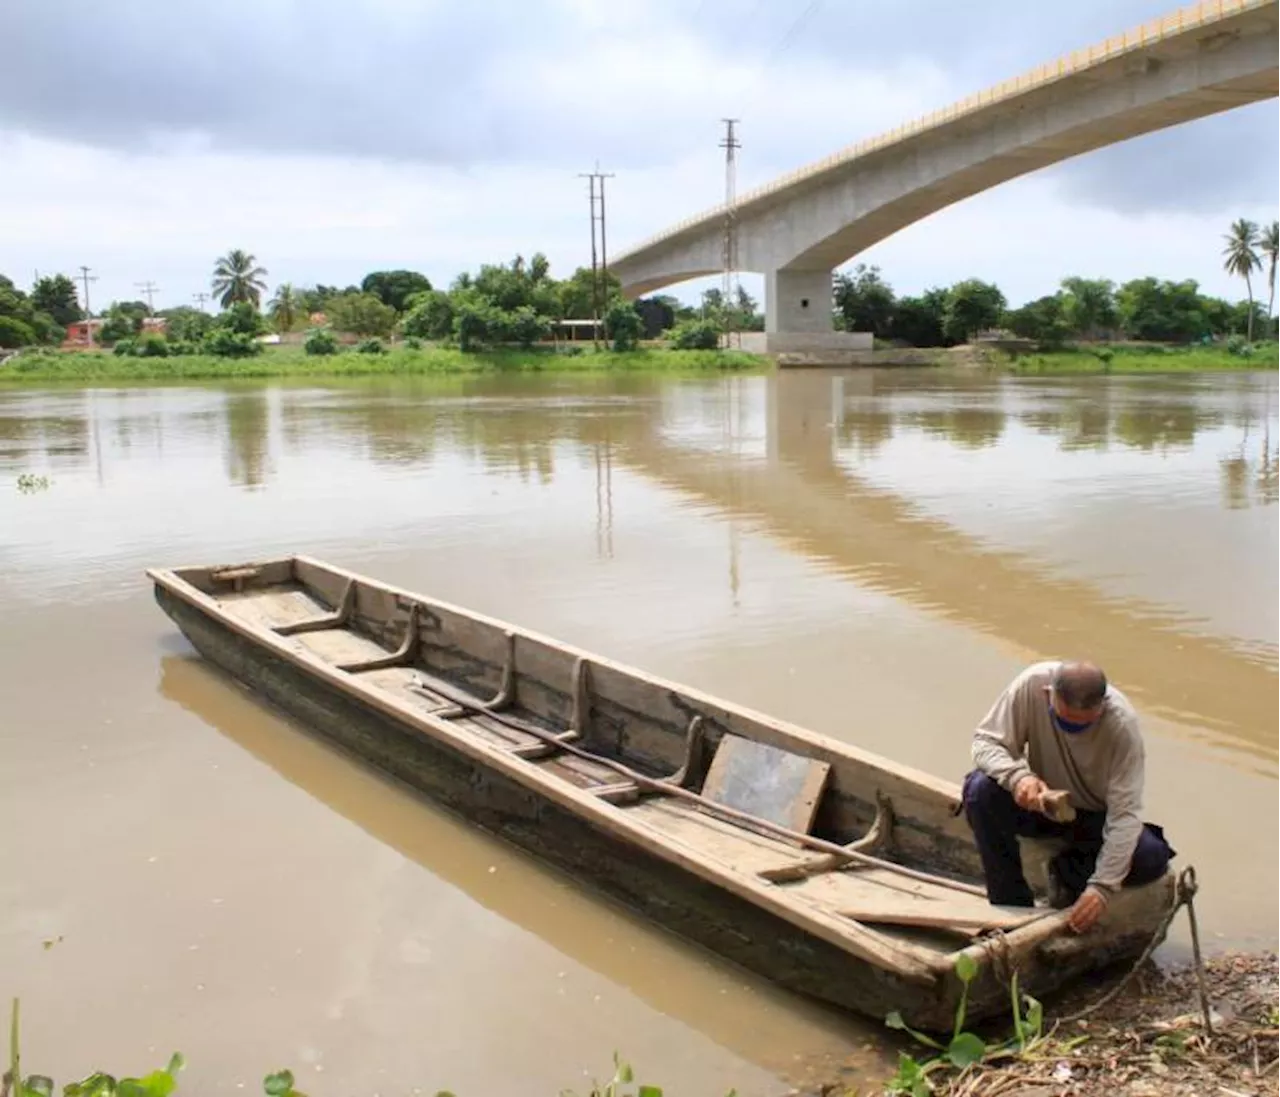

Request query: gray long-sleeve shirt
[{"left": 971, "top": 661, "right": 1146, "bottom": 894}]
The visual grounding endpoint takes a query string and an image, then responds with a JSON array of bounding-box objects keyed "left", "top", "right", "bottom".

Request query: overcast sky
[{"left": 0, "top": 0, "right": 1276, "bottom": 314}]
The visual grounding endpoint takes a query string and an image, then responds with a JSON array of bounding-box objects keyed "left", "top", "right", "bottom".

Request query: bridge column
[{"left": 763, "top": 268, "right": 872, "bottom": 357}]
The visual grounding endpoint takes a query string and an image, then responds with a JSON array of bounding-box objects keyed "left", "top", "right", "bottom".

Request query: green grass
[
  {"left": 1004, "top": 341, "right": 1279, "bottom": 375},
  {"left": 0, "top": 345, "right": 767, "bottom": 383}
]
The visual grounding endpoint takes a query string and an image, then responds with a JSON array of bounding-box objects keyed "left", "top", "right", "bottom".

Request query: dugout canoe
[{"left": 147, "top": 554, "right": 1176, "bottom": 1031}]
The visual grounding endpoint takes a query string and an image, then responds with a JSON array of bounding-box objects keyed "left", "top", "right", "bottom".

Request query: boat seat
[{"left": 701, "top": 732, "right": 831, "bottom": 835}]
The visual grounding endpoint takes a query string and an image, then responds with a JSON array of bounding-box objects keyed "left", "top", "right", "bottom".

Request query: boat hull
[{"left": 149, "top": 560, "right": 1177, "bottom": 1033}]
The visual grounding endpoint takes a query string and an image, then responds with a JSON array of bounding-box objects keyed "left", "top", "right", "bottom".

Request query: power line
[{"left": 136, "top": 280, "right": 160, "bottom": 313}]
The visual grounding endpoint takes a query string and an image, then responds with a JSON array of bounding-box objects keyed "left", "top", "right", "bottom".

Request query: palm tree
[
  {"left": 212, "top": 249, "right": 268, "bottom": 309},
  {"left": 1222, "top": 219, "right": 1260, "bottom": 342},
  {"left": 268, "top": 283, "right": 299, "bottom": 333},
  {"left": 1262, "top": 220, "right": 1279, "bottom": 328}
]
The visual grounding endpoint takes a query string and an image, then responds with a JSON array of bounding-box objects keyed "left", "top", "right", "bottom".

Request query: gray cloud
[{"left": 0, "top": 0, "right": 1275, "bottom": 214}]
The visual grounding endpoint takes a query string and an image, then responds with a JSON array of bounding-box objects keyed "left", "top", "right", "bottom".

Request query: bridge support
[{"left": 755, "top": 268, "right": 872, "bottom": 357}]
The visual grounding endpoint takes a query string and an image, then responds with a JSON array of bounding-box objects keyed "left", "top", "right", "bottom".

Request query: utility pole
[
  {"left": 136, "top": 280, "right": 160, "bottom": 313},
  {"left": 193, "top": 292, "right": 210, "bottom": 312},
  {"left": 77, "top": 265, "right": 98, "bottom": 346},
  {"left": 720, "top": 119, "right": 741, "bottom": 349},
  {"left": 578, "top": 171, "right": 600, "bottom": 347},
  {"left": 578, "top": 163, "right": 614, "bottom": 349}
]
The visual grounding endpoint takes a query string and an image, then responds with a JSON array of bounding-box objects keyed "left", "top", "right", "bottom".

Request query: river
[{"left": 1, "top": 367, "right": 1275, "bottom": 1096}]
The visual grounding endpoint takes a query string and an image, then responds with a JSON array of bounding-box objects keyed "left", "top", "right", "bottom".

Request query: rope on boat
[{"left": 1058, "top": 865, "right": 1212, "bottom": 1033}]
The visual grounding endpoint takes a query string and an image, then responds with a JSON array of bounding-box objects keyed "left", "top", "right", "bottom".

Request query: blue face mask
[{"left": 1049, "top": 703, "right": 1095, "bottom": 735}]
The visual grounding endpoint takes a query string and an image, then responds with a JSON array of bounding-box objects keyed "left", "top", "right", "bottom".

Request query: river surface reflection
[{"left": 1, "top": 367, "right": 1274, "bottom": 1096}]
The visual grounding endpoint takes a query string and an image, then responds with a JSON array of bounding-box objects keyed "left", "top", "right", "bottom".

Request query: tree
[
  {"left": 212, "top": 249, "right": 268, "bottom": 309},
  {"left": 218, "top": 301, "right": 265, "bottom": 336},
  {"left": 30, "top": 274, "right": 82, "bottom": 327},
  {"left": 1262, "top": 221, "right": 1279, "bottom": 326},
  {"left": 0, "top": 276, "right": 62, "bottom": 347},
  {"left": 1115, "top": 278, "right": 1210, "bottom": 343},
  {"left": 97, "top": 300, "right": 150, "bottom": 344},
  {"left": 635, "top": 295, "right": 678, "bottom": 339},
  {"left": 400, "top": 290, "right": 455, "bottom": 340},
  {"left": 1006, "top": 294, "right": 1071, "bottom": 346},
  {"left": 1221, "top": 219, "right": 1260, "bottom": 342},
  {"left": 942, "top": 279, "right": 1006, "bottom": 343},
  {"left": 158, "top": 305, "right": 213, "bottom": 343},
  {"left": 360, "top": 270, "right": 432, "bottom": 313},
  {"left": 890, "top": 289, "right": 949, "bottom": 347},
  {"left": 833, "top": 264, "right": 895, "bottom": 338},
  {"left": 604, "top": 300, "right": 643, "bottom": 351},
  {"left": 268, "top": 283, "right": 301, "bottom": 333},
  {"left": 0, "top": 316, "right": 36, "bottom": 348},
  {"left": 1059, "top": 277, "right": 1116, "bottom": 340},
  {"left": 325, "top": 292, "right": 397, "bottom": 337}
]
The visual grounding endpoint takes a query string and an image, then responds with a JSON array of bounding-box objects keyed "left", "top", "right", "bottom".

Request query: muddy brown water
[{"left": 1, "top": 368, "right": 1275, "bottom": 1096}]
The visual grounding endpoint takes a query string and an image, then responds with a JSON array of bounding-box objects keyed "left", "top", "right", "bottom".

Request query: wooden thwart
[
  {"left": 760, "top": 792, "right": 896, "bottom": 884},
  {"left": 337, "top": 603, "right": 422, "bottom": 673},
  {"left": 275, "top": 579, "right": 357, "bottom": 636}
]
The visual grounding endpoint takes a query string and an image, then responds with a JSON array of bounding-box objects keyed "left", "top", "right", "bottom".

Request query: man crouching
[{"left": 961, "top": 660, "right": 1175, "bottom": 934}]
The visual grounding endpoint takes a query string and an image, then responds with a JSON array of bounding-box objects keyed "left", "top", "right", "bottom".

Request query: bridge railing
[{"left": 614, "top": 0, "right": 1271, "bottom": 262}]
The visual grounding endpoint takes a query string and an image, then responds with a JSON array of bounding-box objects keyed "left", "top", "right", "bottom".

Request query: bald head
[{"left": 1052, "top": 661, "right": 1108, "bottom": 711}]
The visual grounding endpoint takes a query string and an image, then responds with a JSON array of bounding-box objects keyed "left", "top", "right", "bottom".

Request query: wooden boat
[{"left": 147, "top": 555, "right": 1176, "bottom": 1031}]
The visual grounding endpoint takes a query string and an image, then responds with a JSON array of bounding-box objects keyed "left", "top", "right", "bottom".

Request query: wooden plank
[
  {"left": 702, "top": 733, "right": 831, "bottom": 834},
  {"left": 220, "top": 588, "right": 327, "bottom": 631},
  {"left": 781, "top": 868, "right": 1045, "bottom": 933},
  {"left": 833, "top": 905, "right": 1047, "bottom": 934},
  {"left": 625, "top": 798, "right": 830, "bottom": 876}
]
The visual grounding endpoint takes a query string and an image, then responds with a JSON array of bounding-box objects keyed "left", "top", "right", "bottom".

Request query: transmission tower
[
  {"left": 578, "top": 162, "right": 614, "bottom": 349},
  {"left": 719, "top": 119, "right": 741, "bottom": 348}
]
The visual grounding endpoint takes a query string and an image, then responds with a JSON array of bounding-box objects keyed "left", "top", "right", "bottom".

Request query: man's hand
[
  {"left": 1013, "top": 774, "right": 1048, "bottom": 811},
  {"left": 1067, "top": 887, "right": 1108, "bottom": 934}
]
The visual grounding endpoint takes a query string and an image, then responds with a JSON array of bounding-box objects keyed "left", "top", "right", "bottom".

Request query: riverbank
[
  {"left": 0, "top": 345, "right": 767, "bottom": 382},
  {"left": 801, "top": 950, "right": 1278, "bottom": 1097},
  {"left": 1002, "top": 342, "right": 1279, "bottom": 375}
]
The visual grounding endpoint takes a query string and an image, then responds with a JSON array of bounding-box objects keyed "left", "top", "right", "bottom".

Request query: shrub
[
  {"left": 605, "top": 300, "right": 643, "bottom": 351},
  {"left": 1226, "top": 334, "right": 1251, "bottom": 357},
  {"left": 112, "top": 338, "right": 137, "bottom": 357},
  {"left": 137, "top": 333, "right": 169, "bottom": 357},
  {"left": 202, "top": 329, "right": 263, "bottom": 358},
  {"left": 670, "top": 318, "right": 721, "bottom": 350},
  {"left": 303, "top": 329, "right": 338, "bottom": 356},
  {"left": 403, "top": 336, "right": 423, "bottom": 350},
  {"left": 356, "top": 337, "right": 385, "bottom": 355}
]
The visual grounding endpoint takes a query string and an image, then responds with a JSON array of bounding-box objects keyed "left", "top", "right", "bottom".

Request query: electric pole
[
  {"left": 77, "top": 265, "right": 98, "bottom": 346},
  {"left": 136, "top": 281, "right": 160, "bottom": 313},
  {"left": 578, "top": 163, "right": 614, "bottom": 349},
  {"left": 193, "top": 292, "right": 210, "bottom": 312},
  {"left": 720, "top": 119, "right": 741, "bottom": 349}
]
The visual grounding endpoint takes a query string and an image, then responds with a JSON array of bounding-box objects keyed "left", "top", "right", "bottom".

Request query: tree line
[
  {"left": 1, "top": 217, "right": 1274, "bottom": 353},
  {"left": 831, "top": 218, "right": 1279, "bottom": 348}
]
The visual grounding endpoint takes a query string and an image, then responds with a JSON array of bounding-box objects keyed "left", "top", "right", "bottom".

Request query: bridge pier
[{"left": 757, "top": 268, "right": 873, "bottom": 357}]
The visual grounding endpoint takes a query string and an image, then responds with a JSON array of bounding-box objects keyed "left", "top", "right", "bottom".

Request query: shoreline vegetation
[
  {"left": 1, "top": 340, "right": 1276, "bottom": 383},
  {"left": 0, "top": 345, "right": 765, "bottom": 382}
]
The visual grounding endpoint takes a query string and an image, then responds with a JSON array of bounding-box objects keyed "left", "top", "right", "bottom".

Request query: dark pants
[{"left": 961, "top": 770, "right": 1175, "bottom": 907}]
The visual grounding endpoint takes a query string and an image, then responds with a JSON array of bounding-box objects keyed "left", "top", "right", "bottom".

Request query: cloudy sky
[{"left": 0, "top": 0, "right": 1275, "bottom": 314}]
